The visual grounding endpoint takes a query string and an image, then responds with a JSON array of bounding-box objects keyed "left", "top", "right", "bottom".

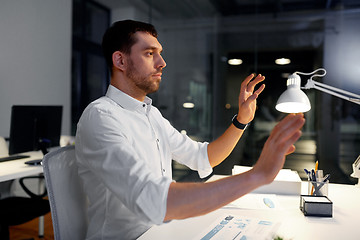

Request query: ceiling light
[
  {"left": 275, "top": 58, "right": 291, "bottom": 65},
  {"left": 228, "top": 58, "right": 243, "bottom": 65},
  {"left": 183, "top": 102, "right": 195, "bottom": 109}
]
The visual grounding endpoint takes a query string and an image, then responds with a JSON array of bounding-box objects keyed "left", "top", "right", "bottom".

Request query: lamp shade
[{"left": 275, "top": 73, "right": 311, "bottom": 113}]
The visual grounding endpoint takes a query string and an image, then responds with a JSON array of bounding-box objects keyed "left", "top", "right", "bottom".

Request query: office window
[{"left": 71, "top": 0, "right": 110, "bottom": 134}]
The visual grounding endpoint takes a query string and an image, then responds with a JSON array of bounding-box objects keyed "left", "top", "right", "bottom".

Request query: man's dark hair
[{"left": 101, "top": 20, "right": 158, "bottom": 70}]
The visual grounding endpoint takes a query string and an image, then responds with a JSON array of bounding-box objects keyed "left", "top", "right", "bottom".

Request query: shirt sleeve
[
  {"left": 158, "top": 113, "right": 213, "bottom": 179},
  {"left": 76, "top": 107, "right": 172, "bottom": 224}
]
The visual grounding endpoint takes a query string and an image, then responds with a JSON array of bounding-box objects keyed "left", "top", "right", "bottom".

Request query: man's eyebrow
[{"left": 143, "top": 45, "right": 163, "bottom": 53}]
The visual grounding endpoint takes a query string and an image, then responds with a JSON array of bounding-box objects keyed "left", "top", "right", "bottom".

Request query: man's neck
[{"left": 110, "top": 78, "right": 146, "bottom": 102}]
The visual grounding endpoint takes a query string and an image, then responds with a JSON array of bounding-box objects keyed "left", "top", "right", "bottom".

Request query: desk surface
[
  {"left": 0, "top": 151, "right": 43, "bottom": 182},
  {"left": 139, "top": 179, "right": 360, "bottom": 240}
]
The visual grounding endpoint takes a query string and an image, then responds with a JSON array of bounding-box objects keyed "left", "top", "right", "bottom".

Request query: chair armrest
[{"left": 19, "top": 175, "right": 47, "bottom": 199}]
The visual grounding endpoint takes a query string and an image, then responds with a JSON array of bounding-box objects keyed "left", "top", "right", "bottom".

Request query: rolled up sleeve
[{"left": 159, "top": 117, "right": 213, "bottom": 179}]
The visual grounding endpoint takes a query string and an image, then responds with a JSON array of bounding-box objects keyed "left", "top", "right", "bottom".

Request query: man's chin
[
  {"left": 149, "top": 86, "right": 160, "bottom": 94},
  {"left": 147, "top": 82, "right": 160, "bottom": 94}
]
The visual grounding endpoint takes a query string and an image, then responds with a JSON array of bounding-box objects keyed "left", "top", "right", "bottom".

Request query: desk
[
  {"left": 0, "top": 151, "right": 43, "bottom": 182},
  {"left": 139, "top": 179, "right": 360, "bottom": 240},
  {"left": 0, "top": 151, "right": 46, "bottom": 237}
]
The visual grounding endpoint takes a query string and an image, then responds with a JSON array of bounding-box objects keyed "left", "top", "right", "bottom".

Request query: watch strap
[{"left": 232, "top": 114, "right": 249, "bottom": 130}]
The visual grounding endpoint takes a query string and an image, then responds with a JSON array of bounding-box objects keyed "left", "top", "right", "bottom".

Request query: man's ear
[{"left": 112, "top": 51, "right": 126, "bottom": 71}]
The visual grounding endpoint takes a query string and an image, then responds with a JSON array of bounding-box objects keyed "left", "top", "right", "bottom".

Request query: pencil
[{"left": 311, "top": 161, "right": 319, "bottom": 195}]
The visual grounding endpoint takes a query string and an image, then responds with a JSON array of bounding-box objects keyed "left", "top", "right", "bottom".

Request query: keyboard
[{"left": 0, "top": 155, "right": 30, "bottom": 163}]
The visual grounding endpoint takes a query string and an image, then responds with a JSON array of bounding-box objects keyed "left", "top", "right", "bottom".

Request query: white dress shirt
[{"left": 75, "top": 85, "right": 213, "bottom": 239}]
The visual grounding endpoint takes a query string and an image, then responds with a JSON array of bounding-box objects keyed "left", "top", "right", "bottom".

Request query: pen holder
[{"left": 307, "top": 180, "right": 328, "bottom": 196}]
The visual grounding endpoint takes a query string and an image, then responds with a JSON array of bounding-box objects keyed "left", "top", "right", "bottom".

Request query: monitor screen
[{"left": 9, "top": 105, "right": 63, "bottom": 155}]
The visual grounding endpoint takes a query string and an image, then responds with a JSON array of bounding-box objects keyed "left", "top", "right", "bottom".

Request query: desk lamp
[
  {"left": 275, "top": 68, "right": 360, "bottom": 113},
  {"left": 276, "top": 68, "right": 360, "bottom": 186}
]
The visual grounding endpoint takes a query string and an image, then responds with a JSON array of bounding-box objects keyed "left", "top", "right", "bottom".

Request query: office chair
[
  {"left": 42, "top": 145, "right": 88, "bottom": 240},
  {"left": 0, "top": 136, "right": 49, "bottom": 240}
]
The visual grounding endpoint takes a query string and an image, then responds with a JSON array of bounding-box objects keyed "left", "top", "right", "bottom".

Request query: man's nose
[{"left": 157, "top": 55, "right": 166, "bottom": 69}]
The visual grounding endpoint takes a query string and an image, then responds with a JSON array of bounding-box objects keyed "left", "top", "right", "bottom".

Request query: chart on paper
[{"left": 195, "top": 215, "right": 280, "bottom": 240}]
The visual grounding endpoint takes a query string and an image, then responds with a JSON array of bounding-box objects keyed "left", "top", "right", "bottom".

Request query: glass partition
[{"left": 76, "top": 0, "right": 360, "bottom": 183}]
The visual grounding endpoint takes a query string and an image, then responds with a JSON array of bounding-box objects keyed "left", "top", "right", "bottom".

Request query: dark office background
[{"left": 71, "top": 0, "right": 360, "bottom": 184}]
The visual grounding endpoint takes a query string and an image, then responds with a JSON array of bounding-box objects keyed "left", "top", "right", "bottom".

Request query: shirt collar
[{"left": 106, "top": 85, "right": 152, "bottom": 112}]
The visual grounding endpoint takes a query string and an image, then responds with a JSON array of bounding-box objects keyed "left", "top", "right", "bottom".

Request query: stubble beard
[{"left": 126, "top": 58, "right": 161, "bottom": 95}]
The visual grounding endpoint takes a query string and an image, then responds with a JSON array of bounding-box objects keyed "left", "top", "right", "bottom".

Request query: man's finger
[
  {"left": 241, "top": 73, "right": 255, "bottom": 87},
  {"left": 246, "top": 74, "right": 265, "bottom": 92},
  {"left": 270, "top": 114, "right": 305, "bottom": 141},
  {"left": 254, "top": 84, "right": 265, "bottom": 95},
  {"left": 240, "top": 74, "right": 255, "bottom": 94},
  {"left": 283, "top": 130, "right": 302, "bottom": 153},
  {"left": 286, "top": 145, "right": 296, "bottom": 155}
]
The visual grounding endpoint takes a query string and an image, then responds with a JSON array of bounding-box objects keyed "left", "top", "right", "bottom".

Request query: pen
[
  {"left": 304, "top": 169, "right": 311, "bottom": 180},
  {"left": 311, "top": 161, "right": 318, "bottom": 195},
  {"left": 313, "top": 174, "right": 331, "bottom": 196},
  {"left": 311, "top": 169, "right": 316, "bottom": 195},
  {"left": 322, "top": 174, "right": 331, "bottom": 183},
  {"left": 311, "top": 169, "right": 316, "bottom": 181}
]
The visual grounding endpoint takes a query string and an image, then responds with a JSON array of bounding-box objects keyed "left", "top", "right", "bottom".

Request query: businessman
[{"left": 75, "top": 20, "right": 305, "bottom": 239}]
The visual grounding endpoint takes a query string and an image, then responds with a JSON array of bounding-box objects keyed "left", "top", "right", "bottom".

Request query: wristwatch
[{"left": 232, "top": 114, "right": 249, "bottom": 130}]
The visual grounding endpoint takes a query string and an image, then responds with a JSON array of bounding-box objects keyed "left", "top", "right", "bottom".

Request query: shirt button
[
  {"left": 157, "top": 139, "right": 159, "bottom": 142},
  {"left": 142, "top": 104, "right": 146, "bottom": 107},
  {"left": 163, "top": 169, "right": 165, "bottom": 172}
]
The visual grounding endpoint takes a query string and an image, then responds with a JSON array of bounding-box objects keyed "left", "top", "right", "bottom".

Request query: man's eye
[{"left": 146, "top": 52, "right": 153, "bottom": 56}]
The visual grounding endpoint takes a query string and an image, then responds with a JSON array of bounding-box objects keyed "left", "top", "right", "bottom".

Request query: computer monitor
[{"left": 9, "top": 105, "right": 63, "bottom": 155}]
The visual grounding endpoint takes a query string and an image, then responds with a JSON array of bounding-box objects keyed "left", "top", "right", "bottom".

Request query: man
[{"left": 75, "top": 20, "right": 305, "bottom": 239}]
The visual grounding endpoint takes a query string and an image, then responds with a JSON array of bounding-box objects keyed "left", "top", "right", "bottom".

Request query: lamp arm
[{"left": 303, "top": 79, "right": 360, "bottom": 105}]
